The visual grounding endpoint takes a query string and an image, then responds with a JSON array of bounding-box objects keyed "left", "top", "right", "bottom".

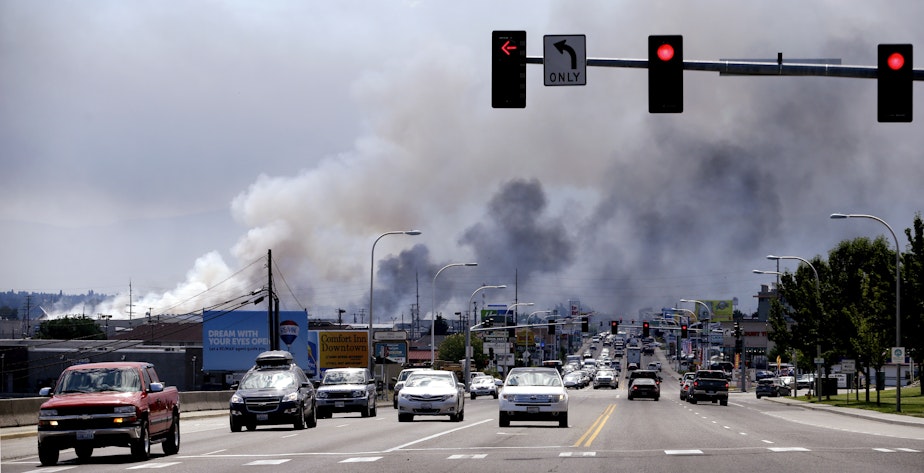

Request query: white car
[
  {"left": 397, "top": 370, "right": 465, "bottom": 422},
  {"left": 470, "top": 375, "right": 499, "bottom": 399},
  {"left": 499, "top": 367, "right": 569, "bottom": 428}
]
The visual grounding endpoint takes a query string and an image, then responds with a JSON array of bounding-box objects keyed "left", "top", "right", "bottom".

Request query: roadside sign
[
  {"left": 841, "top": 359, "right": 856, "bottom": 372},
  {"left": 892, "top": 347, "right": 905, "bottom": 363},
  {"left": 814, "top": 357, "right": 825, "bottom": 365},
  {"left": 543, "top": 35, "right": 586, "bottom": 86}
]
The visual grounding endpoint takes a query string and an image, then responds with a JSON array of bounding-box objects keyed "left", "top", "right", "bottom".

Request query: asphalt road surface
[{"left": 3, "top": 372, "right": 922, "bottom": 473}]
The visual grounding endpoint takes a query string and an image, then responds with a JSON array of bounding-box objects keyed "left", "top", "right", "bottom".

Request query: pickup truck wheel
[
  {"left": 398, "top": 413, "right": 413, "bottom": 422},
  {"left": 689, "top": 398, "right": 698, "bottom": 404},
  {"left": 558, "top": 412, "right": 568, "bottom": 428},
  {"left": 162, "top": 413, "right": 180, "bottom": 455},
  {"left": 492, "top": 391, "right": 498, "bottom": 399},
  {"left": 245, "top": 423, "right": 256, "bottom": 431},
  {"left": 471, "top": 392, "right": 477, "bottom": 400},
  {"left": 75, "top": 444, "right": 93, "bottom": 461},
  {"left": 130, "top": 420, "right": 151, "bottom": 461},
  {"left": 294, "top": 405, "right": 307, "bottom": 430},
  {"left": 38, "top": 442, "right": 59, "bottom": 466},
  {"left": 230, "top": 416, "right": 242, "bottom": 432},
  {"left": 499, "top": 411, "right": 509, "bottom": 427},
  {"left": 720, "top": 399, "right": 728, "bottom": 406}
]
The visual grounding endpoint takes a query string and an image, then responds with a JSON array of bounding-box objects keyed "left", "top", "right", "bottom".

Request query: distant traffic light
[
  {"left": 648, "top": 35, "right": 683, "bottom": 113},
  {"left": 681, "top": 324, "right": 688, "bottom": 338},
  {"left": 642, "top": 321, "right": 650, "bottom": 338},
  {"left": 581, "top": 316, "right": 589, "bottom": 333},
  {"left": 610, "top": 320, "right": 618, "bottom": 335},
  {"left": 548, "top": 321, "right": 556, "bottom": 335},
  {"left": 878, "top": 44, "right": 913, "bottom": 122},
  {"left": 483, "top": 317, "right": 493, "bottom": 328},
  {"left": 492, "top": 30, "right": 527, "bottom": 108}
]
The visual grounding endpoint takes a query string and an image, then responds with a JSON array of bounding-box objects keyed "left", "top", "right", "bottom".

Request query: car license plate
[
  {"left": 707, "top": 391, "right": 715, "bottom": 395},
  {"left": 77, "top": 430, "right": 94, "bottom": 440},
  {"left": 527, "top": 407, "right": 539, "bottom": 414},
  {"left": 335, "top": 401, "right": 344, "bottom": 408},
  {"left": 256, "top": 414, "right": 268, "bottom": 421}
]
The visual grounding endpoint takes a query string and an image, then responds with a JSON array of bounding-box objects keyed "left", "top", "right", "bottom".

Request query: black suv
[
  {"left": 627, "top": 369, "right": 662, "bottom": 388},
  {"left": 229, "top": 351, "right": 317, "bottom": 431}
]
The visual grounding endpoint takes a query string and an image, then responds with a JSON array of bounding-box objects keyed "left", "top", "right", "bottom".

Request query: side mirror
[
  {"left": 312, "top": 380, "right": 321, "bottom": 389},
  {"left": 230, "top": 382, "right": 239, "bottom": 390},
  {"left": 301, "top": 381, "right": 311, "bottom": 388},
  {"left": 149, "top": 382, "right": 164, "bottom": 393},
  {"left": 39, "top": 387, "right": 53, "bottom": 396}
]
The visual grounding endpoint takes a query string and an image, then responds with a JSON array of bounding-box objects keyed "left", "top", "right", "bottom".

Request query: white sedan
[
  {"left": 397, "top": 370, "right": 465, "bottom": 422},
  {"left": 499, "top": 367, "right": 568, "bottom": 428}
]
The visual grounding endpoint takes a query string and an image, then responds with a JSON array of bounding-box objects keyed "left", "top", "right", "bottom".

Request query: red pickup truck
[{"left": 37, "top": 361, "right": 180, "bottom": 466}]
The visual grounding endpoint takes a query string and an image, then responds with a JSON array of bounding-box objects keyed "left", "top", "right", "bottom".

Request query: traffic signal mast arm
[{"left": 525, "top": 56, "right": 924, "bottom": 80}]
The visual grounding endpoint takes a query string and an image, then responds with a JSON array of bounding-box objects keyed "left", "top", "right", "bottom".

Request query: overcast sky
[{"left": 2, "top": 1, "right": 922, "bottom": 323}]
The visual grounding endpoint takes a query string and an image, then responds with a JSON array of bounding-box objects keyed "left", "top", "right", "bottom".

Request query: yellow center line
[{"left": 572, "top": 403, "right": 616, "bottom": 447}]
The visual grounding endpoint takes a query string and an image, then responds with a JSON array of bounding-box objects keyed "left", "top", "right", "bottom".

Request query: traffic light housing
[
  {"left": 483, "top": 317, "right": 493, "bottom": 328},
  {"left": 681, "top": 324, "right": 688, "bottom": 338},
  {"left": 648, "top": 35, "right": 683, "bottom": 113},
  {"left": 548, "top": 321, "right": 556, "bottom": 335},
  {"left": 878, "top": 44, "right": 913, "bottom": 122},
  {"left": 610, "top": 320, "right": 618, "bottom": 334},
  {"left": 581, "top": 316, "right": 589, "bottom": 333},
  {"left": 642, "top": 321, "right": 650, "bottom": 338},
  {"left": 492, "top": 30, "right": 527, "bottom": 108}
]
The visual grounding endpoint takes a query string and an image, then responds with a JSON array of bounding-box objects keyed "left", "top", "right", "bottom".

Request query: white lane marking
[
  {"left": 768, "top": 447, "right": 810, "bottom": 452},
  {"left": 244, "top": 459, "right": 291, "bottom": 465},
  {"left": 340, "top": 457, "right": 382, "bottom": 463},
  {"left": 203, "top": 449, "right": 227, "bottom": 455},
  {"left": 896, "top": 448, "right": 920, "bottom": 452},
  {"left": 665, "top": 449, "right": 704, "bottom": 455},
  {"left": 560, "top": 451, "right": 596, "bottom": 457},
  {"left": 385, "top": 418, "right": 492, "bottom": 453},
  {"left": 281, "top": 434, "right": 298, "bottom": 438},
  {"left": 127, "top": 463, "right": 182, "bottom": 469},
  {"left": 449, "top": 454, "right": 487, "bottom": 459},
  {"left": 762, "top": 440, "right": 774, "bottom": 444},
  {"left": 873, "top": 448, "right": 895, "bottom": 452}
]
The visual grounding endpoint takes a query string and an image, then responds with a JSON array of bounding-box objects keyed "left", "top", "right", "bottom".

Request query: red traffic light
[
  {"left": 887, "top": 52, "right": 906, "bottom": 71},
  {"left": 657, "top": 43, "right": 675, "bottom": 62}
]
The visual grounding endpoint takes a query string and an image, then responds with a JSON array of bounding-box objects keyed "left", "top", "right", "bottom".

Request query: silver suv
[{"left": 316, "top": 368, "right": 377, "bottom": 418}]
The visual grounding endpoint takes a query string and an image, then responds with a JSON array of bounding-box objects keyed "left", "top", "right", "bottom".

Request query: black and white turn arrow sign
[{"left": 544, "top": 34, "right": 586, "bottom": 86}]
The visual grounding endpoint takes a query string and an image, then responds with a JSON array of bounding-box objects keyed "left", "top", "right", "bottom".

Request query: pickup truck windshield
[{"left": 56, "top": 368, "right": 142, "bottom": 393}]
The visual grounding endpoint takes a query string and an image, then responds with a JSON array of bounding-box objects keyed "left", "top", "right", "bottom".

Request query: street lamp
[
  {"left": 465, "top": 284, "right": 506, "bottom": 391},
  {"left": 831, "top": 213, "right": 902, "bottom": 412},
  {"left": 767, "top": 254, "right": 823, "bottom": 401},
  {"left": 369, "top": 230, "right": 422, "bottom": 372},
  {"left": 431, "top": 263, "right": 478, "bottom": 365},
  {"left": 680, "top": 299, "right": 712, "bottom": 368},
  {"left": 506, "top": 302, "right": 534, "bottom": 325}
]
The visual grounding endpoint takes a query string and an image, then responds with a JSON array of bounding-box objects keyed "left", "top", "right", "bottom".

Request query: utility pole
[
  {"left": 21, "top": 295, "right": 32, "bottom": 339},
  {"left": 267, "top": 249, "right": 277, "bottom": 350}
]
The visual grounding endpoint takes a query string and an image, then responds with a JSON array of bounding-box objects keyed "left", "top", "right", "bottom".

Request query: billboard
[
  {"left": 203, "top": 310, "right": 310, "bottom": 372},
  {"left": 318, "top": 331, "right": 369, "bottom": 369},
  {"left": 696, "top": 300, "right": 735, "bottom": 322}
]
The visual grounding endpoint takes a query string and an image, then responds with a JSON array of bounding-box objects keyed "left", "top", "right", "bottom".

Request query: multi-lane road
[{"left": 3, "top": 369, "right": 922, "bottom": 472}]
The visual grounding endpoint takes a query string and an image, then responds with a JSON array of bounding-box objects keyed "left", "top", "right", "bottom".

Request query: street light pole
[
  {"left": 765, "top": 255, "right": 823, "bottom": 402},
  {"left": 831, "top": 213, "right": 902, "bottom": 412},
  {"left": 466, "top": 285, "right": 506, "bottom": 391},
  {"left": 369, "top": 230, "right": 422, "bottom": 372},
  {"left": 680, "top": 299, "right": 712, "bottom": 368},
  {"left": 431, "top": 263, "right": 478, "bottom": 365}
]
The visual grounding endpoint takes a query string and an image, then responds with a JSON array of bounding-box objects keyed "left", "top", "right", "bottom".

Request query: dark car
[
  {"left": 755, "top": 378, "right": 792, "bottom": 399},
  {"left": 627, "top": 369, "right": 662, "bottom": 388},
  {"left": 230, "top": 351, "right": 317, "bottom": 431},
  {"left": 628, "top": 377, "right": 660, "bottom": 401},
  {"left": 315, "top": 368, "right": 378, "bottom": 418}
]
